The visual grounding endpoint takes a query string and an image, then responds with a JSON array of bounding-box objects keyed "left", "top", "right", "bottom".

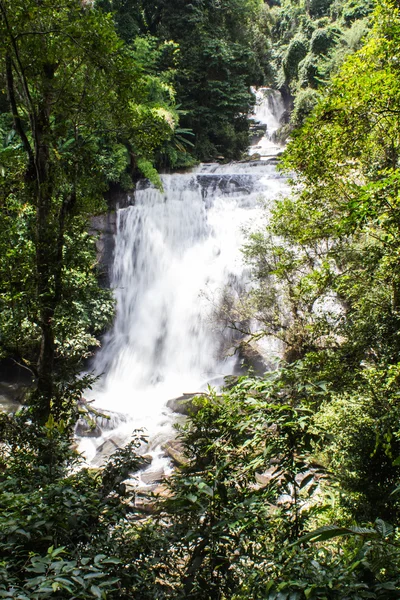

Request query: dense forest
[{"left": 2, "top": 0, "right": 400, "bottom": 598}]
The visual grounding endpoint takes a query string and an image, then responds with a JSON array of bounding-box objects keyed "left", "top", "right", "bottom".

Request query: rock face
[
  {"left": 237, "top": 341, "right": 270, "bottom": 375},
  {"left": 89, "top": 212, "right": 117, "bottom": 288},
  {"left": 89, "top": 187, "right": 134, "bottom": 287},
  {"left": 0, "top": 360, "right": 35, "bottom": 413}
]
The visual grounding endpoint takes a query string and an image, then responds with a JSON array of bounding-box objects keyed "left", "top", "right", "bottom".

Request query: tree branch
[{"left": 5, "top": 53, "right": 35, "bottom": 171}]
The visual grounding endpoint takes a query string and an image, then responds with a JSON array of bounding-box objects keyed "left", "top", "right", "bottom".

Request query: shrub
[
  {"left": 309, "top": 0, "right": 335, "bottom": 18},
  {"left": 298, "top": 54, "right": 321, "bottom": 88},
  {"left": 283, "top": 37, "right": 309, "bottom": 81},
  {"left": 291, "top": 87, "right": 321, "bottom": 129},
  {"left": 310, "top": 26, "right": 340, "bottom": 55}
]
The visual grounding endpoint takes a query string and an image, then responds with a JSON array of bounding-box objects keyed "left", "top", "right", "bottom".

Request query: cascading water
[
  {"left": 250, "top": 87, "right": 286, "bottom": 158},
  {"left": 79, "top": 88, "right": 289, "bottom": 470}
]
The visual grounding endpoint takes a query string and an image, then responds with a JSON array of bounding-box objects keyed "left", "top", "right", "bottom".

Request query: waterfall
[
  {"left": 78, "top": 89, "right": 289, "bottom": 467},
  {"left": 250, "top": 87, "right": 286, "bottom": 158}
]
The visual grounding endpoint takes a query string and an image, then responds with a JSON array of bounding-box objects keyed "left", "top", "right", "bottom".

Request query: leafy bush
[
  {"left": 309, "top": 0, "right": 335, "bottom": 18},
  {"left": 342, "top": 0, "right": 375, "bottom": 24},
  {"left": 291, "top": 87, "right": 321, "bottom": 126},
  {"left": 283, "top": 37, "right": 309, "bottom": 82},
  {"left": 298, "top": 54, "right": 321, "bottom": 88},
  {"left": 0, "top": 419, "right": 154, "bottom": 599},
  {"left": 310, "top": 26, "right": 340, "bottom": 55}
]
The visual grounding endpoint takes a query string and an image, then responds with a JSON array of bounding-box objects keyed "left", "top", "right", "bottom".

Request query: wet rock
[
  {"left": 0, "top": 360, "right": 35, "bottom": 413},
  {"left": 89, "top": 212, "right": 117, "bottom": 287},
  {"left": 140, "top": 467, "right": 165, "bottom": 486},
  {"left": 75, "top": 418, "right": 102, "bottom": 438},
  {"left": 90, "top": 431, "right": 146, "bottom": 468},
  {"left": 255, "top": 466, "right": 282, "bottom": 488},
  {"left": 238, "top": 341, "right": 270, "bottom": 375},
  {"left": 152, "top": 483, "right": 171, "bottom": 498},
  {"left": 0, "top": 382, "right": 29, "bottom": 413},
  {"left": 241, "top": 152, "right": 261, "bottom": 162},
  {"left": 162, "top": 440, "right": 187, "bottom": 467},
  {"left": 91, "top": 438, "right": 122, "bottom": 466},
  {"left": 95, "top": 410, "right": 130, "bottom": 431},
  {"left": 77, "top": 400, "right": 130, "bottom": 435},
  {"left": 134, "top": 484, "right": 171, "bottom": 514},
  {"left": 141, "top": 454, "right": 153, "bottom": 463},
  {"left": 265, "top": 156, "right": 280, "bottom": 165},
  {"left": 166, "top": 393, "right": 200, "bottom": 416}
]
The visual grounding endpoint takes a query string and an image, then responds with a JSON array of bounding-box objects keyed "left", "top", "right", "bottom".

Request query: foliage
[
  {"left": 267, "top": 0, "right": 375, "bottom": 133},
  {"left": 98, "top": 0, "right": 269, "bottom": 161},
  {"left": 143, "top": 367, "right": 400, "bottom": 598},
  {"left": 3, "top": 0, "right": 400, "bottom": 599},
  {"left": 0, "top": 420, "right": 157, "bottom": 599},
  {"left": 310, "top": 26, "right": 339, "bottom": 55},
  {"left": 283, "top": 37, "right": 309, "bottom": 81},
  {"left": 0, "top": 0, "right": 177, "bottom": 423}
]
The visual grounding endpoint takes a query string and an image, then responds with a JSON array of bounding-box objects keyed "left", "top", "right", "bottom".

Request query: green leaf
[
  {"left": 90, "top": 585, "right": 103, "bottom": 598},
  {"left": 293, "top": 524, "right": 378, "bottom": 546}
]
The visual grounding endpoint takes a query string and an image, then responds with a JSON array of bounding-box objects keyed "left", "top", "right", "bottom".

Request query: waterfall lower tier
[{"left": 79, "top": 90, "right": 289, "bottom": 468}]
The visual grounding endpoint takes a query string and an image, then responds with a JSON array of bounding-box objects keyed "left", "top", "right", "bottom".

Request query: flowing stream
[{"left": 79, "top": 88, "right": 289, "bottom": 473}]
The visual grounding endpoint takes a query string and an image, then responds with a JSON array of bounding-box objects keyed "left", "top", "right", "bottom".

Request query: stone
[
  {"left": 0, "top": 359, "right": 35, "bottom": 413},
  {"left": 90, "top": 431, "right": 145, "bottom": 468},
  {"left": 77, "top": 399, "right": 130, "bottom": 433},
  {"left": 162, "top": 440, "right": 187, "bottom": 467},
  {"left": 91, "top": 438, "right": 121, "bottom": 466},
  {"left": 166, "top": 393, "right": 200, "bottom": 416},
  {"left": 89, "top": 212, "right": 118, "bottom": 287},
  {"left": 255, "top": 466, "right": 281, "bottom": 488},
  {"left": 0, "top": 383, "right": 29, "bottom": 413},
  {"left": 134, "top": 484, "right": 171, "bottom": 514},
  {"left": 237, "top": 341, "right": 269, "bottom": 375},
  {"left": 140, "top": 467, "right": 165, "bottom": 486},
  {"left": 141, "top": 454, "right": 153, "bottom": 463},
  {"left": 75, "top": 417, "right": 102, "bottom": 438}
]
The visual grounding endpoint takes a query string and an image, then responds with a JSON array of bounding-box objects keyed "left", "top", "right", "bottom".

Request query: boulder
[
  {"left": 134, "top": 484, "right": 171, "bottom": 514},
  {"left": 140, "top": 467, "right": 165, "bottom": 486},
  {"left": 90, "top": 431, "right": 147, "bottom": 468},
  {"left": 255, "top": 466, "right": 282, "bottom": 488},
  {"left": 237, "top": 341, "right": 269, "bottom": 375},
  {"left": 76, "top": 400, "right": 130, "bottom": 435},
  {"left": 162, "top": 440, "right": 188, "bottom": 467},
  {"left": 0, "top": 382, "right": 29, "bottom": 413},
  {"left": 166, "top": 393, "right": 200, "bottom": 416},
  {"left": 75, "top": 417, "right": 102, "bottom": 438}
]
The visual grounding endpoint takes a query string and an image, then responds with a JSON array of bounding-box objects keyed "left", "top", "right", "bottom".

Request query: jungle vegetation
[{"left": 2, "top": 0, "right": 400, "bottom": 599}]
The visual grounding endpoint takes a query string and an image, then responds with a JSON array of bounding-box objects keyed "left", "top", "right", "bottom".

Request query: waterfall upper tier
[{"left": 249, "top": 87, "right": 286, "bottom": 158}]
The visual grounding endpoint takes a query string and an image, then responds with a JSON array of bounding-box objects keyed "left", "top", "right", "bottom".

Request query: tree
[
  {"left": 0, "top": 0, "right": 176, "bottom": 424},
  {"left": 240, "top": 0, "right": 400, "bottom": 521},
  {"left": 98, "top": 0, "right": 270, "bottom": 160}
]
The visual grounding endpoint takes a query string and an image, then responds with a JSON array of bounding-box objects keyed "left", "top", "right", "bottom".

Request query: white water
[
  {"left": 79, "top": 88, "right": 288, "bottom": 468},
  {"left": 250, "top": 87, "right": 286, "bottom": 157}
]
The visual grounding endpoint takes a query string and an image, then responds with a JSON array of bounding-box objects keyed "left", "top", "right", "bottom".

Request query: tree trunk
[{"left": 33, "top": 71, "right": 58, "bottom": 424}]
